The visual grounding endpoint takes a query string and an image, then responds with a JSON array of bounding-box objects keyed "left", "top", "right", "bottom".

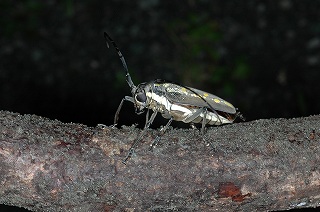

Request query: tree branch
[{"left": 0, "top": 110, "right": 319, "bottom": 211}]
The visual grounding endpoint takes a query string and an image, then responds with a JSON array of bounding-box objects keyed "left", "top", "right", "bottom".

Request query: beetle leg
[
  {"left": 189, "top": 123, "right": 198, "bottom": 137},
  {"left": 183, "top": 107, "right": 206, "bottom": 123},
  {"left": 144, "top": 109, "right": 150, "bottom": 128},
  {"left": 144, "top": 111, "right": 157, "bottom": 129},
  {"left": 190, "top": 123, "right": 197, "bottom": 129},
  {"left": 114, "top": 96, "right": 134, "bottom": 125},
  {"left": 182, "top": 107, "right": 210, "bottom": 135},
  {"left": 149, "top": 117, "right": 173, "bottom": 150},
  {"left": 123, "top": 111, "right": 158, "bottom": 164},
  {"left": 201, "top": 107, "right": 208, "bottom": 135}
]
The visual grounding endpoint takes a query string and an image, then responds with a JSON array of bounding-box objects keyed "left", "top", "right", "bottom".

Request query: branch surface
[{"left": 0, "top": 110, "right": 320, "bottom": 211}]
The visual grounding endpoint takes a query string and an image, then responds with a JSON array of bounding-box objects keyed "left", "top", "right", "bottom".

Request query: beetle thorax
[{"left": 143, "top": 84, "right": 170, "bottom": 114}]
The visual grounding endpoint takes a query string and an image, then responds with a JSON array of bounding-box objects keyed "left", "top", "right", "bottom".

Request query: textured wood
[{"left": 0, "top": 110, "right": 319, "bottom": 211}]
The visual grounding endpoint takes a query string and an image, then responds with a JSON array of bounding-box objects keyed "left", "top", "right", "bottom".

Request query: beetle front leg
[{"left": 114, "top": 96, "right": 134, "bottom": 125}]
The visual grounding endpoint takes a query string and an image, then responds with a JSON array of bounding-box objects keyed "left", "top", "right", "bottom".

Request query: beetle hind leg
[
  {"left": 201, "top": 107, "right": 208, "bottom": 135},
  {"left": 182, "top": 107, "right": 209, "bottom": 135}
]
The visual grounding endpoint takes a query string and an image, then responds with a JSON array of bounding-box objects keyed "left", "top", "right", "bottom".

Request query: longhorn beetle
[{"left": 104, "top": 32, "right": 244, "bottom": 164}]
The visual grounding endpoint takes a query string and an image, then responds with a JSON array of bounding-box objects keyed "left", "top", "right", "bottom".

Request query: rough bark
[{"left": 0, "top": 110, "right": 319, "bottom": 212}]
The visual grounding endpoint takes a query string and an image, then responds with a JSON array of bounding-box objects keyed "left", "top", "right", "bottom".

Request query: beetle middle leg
[
  {"left": 149, "top": 117, "right": 173, "bottom": 150},
  {"left": 123, "top": 111, "right": 158, "bottom": 164}
]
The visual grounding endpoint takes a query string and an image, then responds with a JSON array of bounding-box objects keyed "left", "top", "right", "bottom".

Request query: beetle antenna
[{"left": 104, "top": 32, "right": 136, "bottom": 89}]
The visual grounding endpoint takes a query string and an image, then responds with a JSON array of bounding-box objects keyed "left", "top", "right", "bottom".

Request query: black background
[{"left": 1, "top": 1, "right": 319, "bottom": 211}]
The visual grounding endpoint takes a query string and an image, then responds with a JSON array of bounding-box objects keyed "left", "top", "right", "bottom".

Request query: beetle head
[{"left": 132, "top": 83, "right": 149, "bottom": 114}]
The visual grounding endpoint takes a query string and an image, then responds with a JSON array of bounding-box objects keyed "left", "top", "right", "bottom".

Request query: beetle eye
[{"left": 135, "top": 92, "right": 147, "bottom": 103}]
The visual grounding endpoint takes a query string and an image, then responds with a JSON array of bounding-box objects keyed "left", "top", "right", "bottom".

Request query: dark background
[{"left": 0, "top": 1, "right": 319, "bottom": 211}]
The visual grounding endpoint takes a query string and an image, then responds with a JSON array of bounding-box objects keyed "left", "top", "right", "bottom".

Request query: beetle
[{"left": 104, "top": 32, "right": 244, "bottom": 163}]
